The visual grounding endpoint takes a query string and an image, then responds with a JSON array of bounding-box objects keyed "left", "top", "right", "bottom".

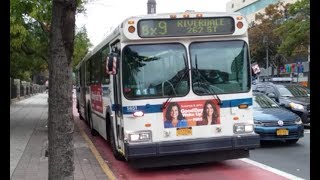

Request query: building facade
[{"left": 226, "top": 0, "right": 297, "bottom": 24}]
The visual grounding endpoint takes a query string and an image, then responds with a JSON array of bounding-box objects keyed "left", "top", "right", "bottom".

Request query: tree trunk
[{"left": 48, "top": 0, "right": 76, "bottom": 179}]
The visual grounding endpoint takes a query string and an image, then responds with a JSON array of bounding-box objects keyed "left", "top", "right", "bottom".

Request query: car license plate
[
  {"left": 176, "top": 127, "right": 192, "bottom": 136},
  {"left": 276, "top": 129, "right": 289, "bottom": 136}
]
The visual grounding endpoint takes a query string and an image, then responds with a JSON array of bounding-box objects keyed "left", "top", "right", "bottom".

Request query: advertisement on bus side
[{"left": 90, "top": 84, "right": 103, "bottom": 113}]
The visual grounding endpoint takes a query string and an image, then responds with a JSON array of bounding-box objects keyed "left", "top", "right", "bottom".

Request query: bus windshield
[
  {"left": 122, "top": 43, "right": 189, "bottom": 99},
  {"left": 190, "top": 40, "right": 250, "bottom": 94}
]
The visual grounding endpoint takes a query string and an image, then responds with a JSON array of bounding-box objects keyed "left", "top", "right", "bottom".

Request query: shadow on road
[{"left": 259, "top": 140, "right": 302, "bottom": 148}]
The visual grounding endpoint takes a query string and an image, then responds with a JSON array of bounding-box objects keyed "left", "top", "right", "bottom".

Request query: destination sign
[{"left": 137, "top": 17, "right": 235, "bottom": 38}]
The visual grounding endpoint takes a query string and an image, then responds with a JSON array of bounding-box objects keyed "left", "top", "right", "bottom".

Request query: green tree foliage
[
  {"left": 274, "top": 0, "right": 310, "bottom": 57},
  {"left": 10, "top": 0, "right": 52, "bottom": 80},
  {"left": 248, "top": 0, "right": 310, "bottom": 73},
  {"left": 248, "top": 2, "right": 288, "bottom": 69},
  {"left": 10, "top": 0, "right": 42, "bottom": 80},
  {"left": 73, "top": 27, "right": 92, "bottom": 71},
  {"left": 10, "top": 0, "right": 90, "bottom": 81}
]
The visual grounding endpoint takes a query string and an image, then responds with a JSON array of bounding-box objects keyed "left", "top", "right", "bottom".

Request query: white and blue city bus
[{"left": 75, "top": 11, "right": 260, "bottom": 168}]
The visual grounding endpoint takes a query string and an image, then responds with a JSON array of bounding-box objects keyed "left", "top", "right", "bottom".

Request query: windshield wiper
[
  {"left": 193, "top": 54, "right": 222, "bottom": 105},
  {"left": 161, "top": 54, "right": 190, "bottom": 110}
]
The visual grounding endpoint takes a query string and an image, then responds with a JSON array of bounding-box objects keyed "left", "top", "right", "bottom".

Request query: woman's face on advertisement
[
  {"left": 170, "top": 106, "right": 179, "bottom": 119},
  {"left": 206, "top": 104, "right": 214, "bottom": 115}
]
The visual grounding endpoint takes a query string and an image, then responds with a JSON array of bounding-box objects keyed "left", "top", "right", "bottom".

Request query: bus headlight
[
  {"left": 233, "top": 124, "right": 254, "bottom": 133},
  {"left": 127, "top": 130, "right": 152, "bottom": 143}
]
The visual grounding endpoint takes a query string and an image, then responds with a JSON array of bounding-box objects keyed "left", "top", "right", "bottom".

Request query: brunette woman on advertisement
[
  {"left": 164, "top": 102, "right": 188, "bottom": 128},
  {"left": 197, "top": 100, "right": 219, "bottom": 126}
]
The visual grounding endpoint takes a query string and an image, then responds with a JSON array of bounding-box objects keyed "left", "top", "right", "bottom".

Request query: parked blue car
[{"left": 253, "top": 92, "right": 304, "bottom": 144}]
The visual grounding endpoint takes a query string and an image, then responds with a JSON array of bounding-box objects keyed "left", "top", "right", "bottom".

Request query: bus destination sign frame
[{"left": 137, "top": 17, "right": 235, "bottom": 38}]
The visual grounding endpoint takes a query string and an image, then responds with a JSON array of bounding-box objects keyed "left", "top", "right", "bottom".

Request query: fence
[{"left": 10, "top": 78, "right": 46, "bottom": 103}]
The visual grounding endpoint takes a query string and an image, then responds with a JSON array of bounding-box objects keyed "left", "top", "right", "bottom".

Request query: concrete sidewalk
[{"left": 10, "top": 93, "right": 108, "bottom": 180}]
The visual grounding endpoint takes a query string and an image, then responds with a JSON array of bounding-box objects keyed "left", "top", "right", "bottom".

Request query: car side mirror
[
  {"left": 267, "top": 93, "right": 276, "bottom": 99},
  {"left": 267, "top": 93, "right": 277, "bottom": 102}
]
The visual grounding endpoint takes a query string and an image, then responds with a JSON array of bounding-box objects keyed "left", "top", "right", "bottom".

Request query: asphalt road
[{"left": 249, "top": 129, "right": 310, "bottom": 180}]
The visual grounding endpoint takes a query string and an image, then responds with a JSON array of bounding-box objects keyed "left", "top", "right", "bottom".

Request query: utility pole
[
  {"left": 308, "top": 45, "right": 310, "bottom": 88},
  {"left": 263, "top": 36, "right": 269, "bottom": 77},
  {"left": 147, "top": 0, "right": 156, "bottom": 14}
]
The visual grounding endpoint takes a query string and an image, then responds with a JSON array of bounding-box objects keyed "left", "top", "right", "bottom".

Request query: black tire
[
  {"left": 286, "top": 139, "right": 299, "bottom": 144},
  {"left": 79, "top": 112, "right": 84, "bottom": 120},
  {"left": 87, "top": 105, "right": 98, "bottom": 136},
  {"left": 79, "top": 104, "right": 84, "bottom": 120},
  {"left": 109, "top": 122, "right": 125, "bottom": 161},
  {"left": 76, "top": 100, "right": 80, "bottom": 113},
  {"left": 106, "top": 115, "right": 112, "bottom": 145}
]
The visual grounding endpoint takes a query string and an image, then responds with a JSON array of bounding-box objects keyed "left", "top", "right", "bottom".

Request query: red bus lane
[{"left": 73, "top": 105, "right": 289, "bottom": 180}]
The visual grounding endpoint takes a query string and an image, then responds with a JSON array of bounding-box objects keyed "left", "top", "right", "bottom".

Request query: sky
[{"left": 76, "top": 0, "right": 231, "bottom": 46}]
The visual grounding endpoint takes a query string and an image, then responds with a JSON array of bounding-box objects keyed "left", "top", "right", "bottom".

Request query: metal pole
[
  {"left": 263, "top": 36, "right": 269, "bottom": 77},
  {"left": 307, "top": 45, "right": 310, "bottom": 88},
  {"left": 266, "top": 46, "right": 269, "bottom": 77},
  {"left": 308, "top": 45, "right": 310, "bottom": 62},
  {"left": 297, "top": 65, "right": 299, "bottom": 83}
]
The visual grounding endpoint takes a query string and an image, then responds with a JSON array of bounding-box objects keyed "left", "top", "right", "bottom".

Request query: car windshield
[
  {"left": 276, "top": 84, "right": 310, "bottom": 97},
  {"left": 253, "top": 94, "right": 279, "bottom": 108}
]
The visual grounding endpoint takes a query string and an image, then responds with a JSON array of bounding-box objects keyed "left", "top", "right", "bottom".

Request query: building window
[
  {"left": 243, "top": 0, "right": 245, "bottom": 2},
  {"left": 232, "top": 4, "right": 234, "bottom": 8}
]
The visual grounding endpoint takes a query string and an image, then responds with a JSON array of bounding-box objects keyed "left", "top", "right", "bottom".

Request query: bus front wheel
[
  {"left": 109, "top": 123, "right": 125, "bottom": 161},
  {"left": 87, "top": 105, "right": 98, "bottom": 136}
]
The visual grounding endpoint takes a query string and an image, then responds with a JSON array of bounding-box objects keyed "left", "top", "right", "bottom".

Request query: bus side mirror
[{"left": 106, "top": 53, "right": 118, "bottom": 75}]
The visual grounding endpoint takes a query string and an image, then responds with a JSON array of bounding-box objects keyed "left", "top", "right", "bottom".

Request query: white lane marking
[
  {"left": 304, "top": 129, "right": 310, "bottom": 134},
  {"left": 240, "top": 158, "right": 305, "bottom": 180}
]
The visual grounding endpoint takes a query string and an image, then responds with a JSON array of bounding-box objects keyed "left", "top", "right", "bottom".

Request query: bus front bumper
[{"left": 124, "top": 133, "right": 260, "bottom": 160}]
